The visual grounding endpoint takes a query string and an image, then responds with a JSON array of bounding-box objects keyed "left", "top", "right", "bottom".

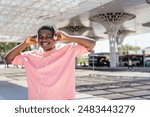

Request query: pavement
[
  {"left": 75, "top": 69, "right": 150, "bottom": 100},
  {"left": 0, "top": 64, "right": 150, "bottom": 100}
]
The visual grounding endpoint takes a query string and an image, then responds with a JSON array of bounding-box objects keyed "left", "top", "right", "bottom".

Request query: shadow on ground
[{"left": 0, "top": 81, "right": 27, "bottom": 100}]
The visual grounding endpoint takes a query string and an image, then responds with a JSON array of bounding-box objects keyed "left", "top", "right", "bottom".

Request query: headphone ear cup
[{"left": 54, "top": 34, "right": 57, "bottom": 41}]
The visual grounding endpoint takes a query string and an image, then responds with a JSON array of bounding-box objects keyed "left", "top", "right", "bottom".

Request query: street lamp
[
  {"left": 142, "top": 50, "right": 145, "bottom": 67},
  {"left": 91, "top": 50, "right": 95, "bottom": 71}
]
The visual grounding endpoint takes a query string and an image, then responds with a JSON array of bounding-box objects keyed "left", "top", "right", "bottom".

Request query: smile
[{"left": 41, "top": 42, "right": 50, "bottom": 46}]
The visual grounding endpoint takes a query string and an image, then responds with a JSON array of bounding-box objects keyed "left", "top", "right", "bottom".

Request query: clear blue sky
[{"left": 93, "top": 32, "right": 150, "bottom": 53}]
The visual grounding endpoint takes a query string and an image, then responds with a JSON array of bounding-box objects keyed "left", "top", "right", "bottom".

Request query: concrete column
[{"left": 108, "top": 28, "right": 118, "bottom": 68}]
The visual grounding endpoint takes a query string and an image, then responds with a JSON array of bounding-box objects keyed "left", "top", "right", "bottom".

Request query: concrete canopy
[
  {"left": 0, "top": 0, "right": 150, "bottom": 42},
  {"left": 0, "top": 0, "right": 112, "bottom": 42}
]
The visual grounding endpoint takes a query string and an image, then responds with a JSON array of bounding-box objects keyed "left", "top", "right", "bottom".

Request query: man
[
  {"left": 4, "top": 25, "right": 95, "bottom": 100},
  {"left": 128, "top": 59, "right": 133, "bottom": 71}
]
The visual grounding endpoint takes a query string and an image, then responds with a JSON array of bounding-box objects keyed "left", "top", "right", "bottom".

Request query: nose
[
  {"left": 42, "top": 37, "right": 47, "bottom": 41},
  {"left": 39, "top": 37, "right": 48, "bottom": 42}
]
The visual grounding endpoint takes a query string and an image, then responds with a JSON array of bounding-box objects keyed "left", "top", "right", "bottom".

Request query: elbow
[
  {"left": 4, "top": 55, "right": 12, "bottom": 64},
  {"left": 87, "top": 40, "right": 96, "bottom": 52}
]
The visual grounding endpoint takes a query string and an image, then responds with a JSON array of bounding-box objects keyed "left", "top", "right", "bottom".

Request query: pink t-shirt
[{"left": 12, "top": 43, "right": 88, "bottom": 100}]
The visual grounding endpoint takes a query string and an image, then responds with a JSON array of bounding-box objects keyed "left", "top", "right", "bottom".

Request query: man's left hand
[{"left": 55, "top": 31, "right": 68, "bottom": 41}]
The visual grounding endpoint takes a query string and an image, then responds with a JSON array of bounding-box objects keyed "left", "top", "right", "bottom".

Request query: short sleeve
[
  {"left": 12, "top": 52, "right": 28, "bottom": 65},
  {"left": 68, "top": 43, "right": 89, "bottom": 57}
]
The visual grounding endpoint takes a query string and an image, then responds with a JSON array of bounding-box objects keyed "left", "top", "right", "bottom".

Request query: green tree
[
  {"left": 0, "top": 42, "right": 31, "bottom": 56},
  {"left": 77, "top": 56, "right": 88, "bottom": 66},
  {"left": 119, "top": 44, "right": 141, "bottom": 55}
]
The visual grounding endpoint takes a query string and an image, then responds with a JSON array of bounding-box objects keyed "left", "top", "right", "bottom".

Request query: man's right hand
[
  {"left": 23, "top": 36, "right": 37, "bottom": 46},
  {"left": 4, "top": 36, "right": 37, "bottom": 64}
]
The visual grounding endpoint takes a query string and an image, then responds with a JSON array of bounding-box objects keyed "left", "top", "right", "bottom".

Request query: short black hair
[{"left": 37, "top": 25, "right": 55, "bottom": 35}]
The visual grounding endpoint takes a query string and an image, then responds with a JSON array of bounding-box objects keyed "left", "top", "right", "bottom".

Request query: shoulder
[
  {"left": 55, "top": 43, "right": 77, "bottom": 50},
  {"left": 20, "top": 50, "right": 41, "bottom": 57}
]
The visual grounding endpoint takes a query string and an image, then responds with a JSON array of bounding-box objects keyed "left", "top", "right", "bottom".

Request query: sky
[{"left": 93, "top": 32, "right": 150, "bottom": 53}]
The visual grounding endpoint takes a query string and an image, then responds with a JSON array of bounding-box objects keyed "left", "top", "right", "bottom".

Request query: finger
[
  {"left": 31, "top": 38, "right": 38, "bottom": 43},
  {"left": 32, "top": 35, "right": 37, "bottom": 39},
  {"left": 56, "top": 33, "right": 61, "bottom": 40}
]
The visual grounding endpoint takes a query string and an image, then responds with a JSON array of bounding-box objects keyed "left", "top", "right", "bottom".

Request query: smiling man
[{"left": 4, "top": 25, "right": 95, "bottom": 100}]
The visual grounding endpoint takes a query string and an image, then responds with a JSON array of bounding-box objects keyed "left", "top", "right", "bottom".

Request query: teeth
[{"left": 42, "top": 43, "right": 49, "bottom": 45}]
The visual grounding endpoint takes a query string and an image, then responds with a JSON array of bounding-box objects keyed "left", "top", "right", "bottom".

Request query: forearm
[
  {"left": 65, "top": 35, "right": 96, "bottom": 52},
  {"left": 4, "top": 42, "right": 29, "bottom": 64}
]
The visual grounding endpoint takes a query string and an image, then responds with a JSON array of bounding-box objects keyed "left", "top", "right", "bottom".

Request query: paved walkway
[
  {"left": 0, "top": 66, "right": 150, "bottom": 100},
  {"left": 0, "top": 67, "right": 106, "bottom": 100},
  {"left": 76, "top": 69, "right": 150, "bottom": 100}
]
